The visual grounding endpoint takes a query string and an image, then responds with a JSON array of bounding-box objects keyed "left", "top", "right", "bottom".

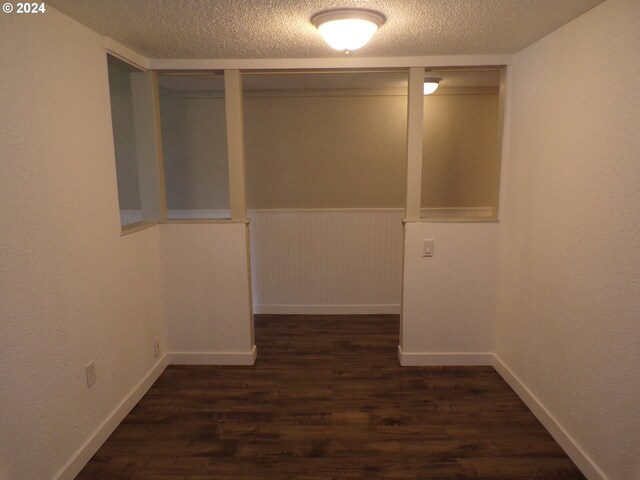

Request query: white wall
[
  {"left": 496, "top": 0, "right": 640, "bottom": 478},
  {"left": 0, "top": 8, "right": 166, "bottom": 480},
  {"left": 400, "top": 222, "right": 498, "bottom": 365},
  {"left": 160, "top": 223, "right": 256, "bottom": 364}
]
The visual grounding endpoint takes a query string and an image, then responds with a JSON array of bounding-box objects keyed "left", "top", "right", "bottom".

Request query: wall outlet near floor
[
  {"left": 85, "top": 361, "right": 96, "bottom": 388},
  {"left": 153, "top": 338, "right": 160, "bottom": 358}
]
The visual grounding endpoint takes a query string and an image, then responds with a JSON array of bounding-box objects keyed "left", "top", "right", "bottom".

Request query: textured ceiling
[
  {"left": 157, "top": 69, "right": 500, "bottom": 91},
  {"left": 49, "top": 0, "right": 602, "bottom": 59}
]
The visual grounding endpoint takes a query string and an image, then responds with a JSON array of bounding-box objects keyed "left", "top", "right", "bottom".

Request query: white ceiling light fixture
[
  {"left": 423, "top": 76, "right": 441, "bottom": 95},
  {"left": 312, "top": 9, "right": 386, "bottom": 54}
]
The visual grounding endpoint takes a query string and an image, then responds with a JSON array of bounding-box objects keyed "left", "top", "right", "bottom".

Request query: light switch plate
[
  {"left": 85, "top": 361, "right": 96, "bottom": 388},
  {"left": 423, "top": 239, "right": 434, "bottom": 257}
]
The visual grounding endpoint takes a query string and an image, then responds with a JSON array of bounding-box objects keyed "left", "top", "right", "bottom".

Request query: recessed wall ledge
[
  {"left": 402, "top": 217, "right": 498, "bottom": 224},
  {"left": 120, "top": 221, "right": 157, "bottom": 236},
  {"left": 161, "top": 218, "right": 250, "bottom": 225}
]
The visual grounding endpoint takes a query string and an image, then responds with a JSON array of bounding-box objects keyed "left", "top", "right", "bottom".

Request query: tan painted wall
[
  {"left": 245, "top": 94, "right": 408, "bottom": 208},
  {"left": 160, "top": 89, "right": 230, "bottom": 210},
  {"left": 160, "top": 91, "right": 499, "bottom": 210},
  {"left": 422, "top": 94, "right": 499, "bottom": 208}
]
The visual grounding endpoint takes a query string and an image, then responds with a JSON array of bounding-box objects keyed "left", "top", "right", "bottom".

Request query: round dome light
[
  {"left": 423, "top": 77, "right": 442, "bottom": 95},
  {"left": 312, "top": 9, "right": 386, "bottom": 53}
]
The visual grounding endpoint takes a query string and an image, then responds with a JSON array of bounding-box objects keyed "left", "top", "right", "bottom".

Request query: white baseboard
[
  {"left": 396, "top": 350, "right": 606, "bottom": 479},
  {"left": 169, "top": 345, "right": 257, "bottom": 365},
  {"left": 53, "top": 355, "right": 169, "bottom": 480},
  {"left": 253, "top": 304, "right": 401, "bottom": 315},
  {"left": 492, "top": 355, "right": 607, "bottom": 480},
  {"left": 397, "top": 346, "right": 493, "bottom": 366}
]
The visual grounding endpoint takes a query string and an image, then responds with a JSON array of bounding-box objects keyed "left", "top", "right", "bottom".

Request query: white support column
[
  {"left": 400, "top": 67, "right": 425, "bottom": 362},
  {"left": 405, "top": 66, "right": 425, "bottom": 220},
  {"left": 223, "top": 69, "right": 255, "bottom": 357},
  {"left": 493, "top": 66, "right": 508, "bottom": 220},
  {"left": 130, "top": 71, "right": 167, "bottom": 222},
  {"left": 224, "top": 69, "right": 248, "bottom": 221}
]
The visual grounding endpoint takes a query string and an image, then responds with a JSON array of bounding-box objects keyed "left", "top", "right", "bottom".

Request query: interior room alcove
[
  {"left": 153, "top": 68, "right": 502, "bottom": 317},
  {"left": 4, "top": 2, "right": 639, "bottom": 479}
]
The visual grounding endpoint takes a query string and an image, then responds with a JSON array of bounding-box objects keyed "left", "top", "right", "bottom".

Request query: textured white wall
[
  {"left": 401, "top": 222, "right": 498, "bottom": 357},
  {"left": 496, "top": 0, "right": 640, "bottom": 478},
  {"left": 160, "top": 223, "right": 255, "bottom": 355},
  {"left": 0, "top": 8, "right": 166, "bottom": 480}
]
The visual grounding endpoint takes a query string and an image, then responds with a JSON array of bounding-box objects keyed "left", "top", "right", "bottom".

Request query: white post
[
  {"left": 224, "top": 69, "right": 255, "bottom": 355},
  {"left": 405, "top": 66, "right": 425, "bottom": 220},
  {"left": 224, "top": 69, "right": 248, "bottom": 221},
  {"left": 493, "top": 66, "right": 508, "bottom": 220}
]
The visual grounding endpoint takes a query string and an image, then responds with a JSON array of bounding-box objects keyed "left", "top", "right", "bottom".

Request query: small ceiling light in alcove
[
  {"left": 312, "top": 9, "right": 386, "bottom": 54},
  {"left": 423, "top": 77, "right": 441, "bottom": 95}
]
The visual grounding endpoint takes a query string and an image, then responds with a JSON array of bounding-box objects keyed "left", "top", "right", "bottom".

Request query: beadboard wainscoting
[
  {"left": 143, "top": 207, "right": 492, "bottom": 314},
  {"left": 249, "top": 209, "right": 405, "bottom": 314}
]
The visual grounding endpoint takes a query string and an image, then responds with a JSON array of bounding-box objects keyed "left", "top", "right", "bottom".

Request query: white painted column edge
[
  {"left": 224, "top": 69, "right": 248, "bottom": 221},
  {"left": 405, "top": 67, "right": 425, "bottom": 220}
]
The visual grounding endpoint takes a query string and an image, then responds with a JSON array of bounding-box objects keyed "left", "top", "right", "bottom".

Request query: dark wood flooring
[{"left": 77, "top": 315, "right": 585, "bottom": 479}]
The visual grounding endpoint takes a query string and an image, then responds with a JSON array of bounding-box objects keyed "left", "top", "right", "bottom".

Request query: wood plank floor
[{"left": 77, "top": 315, "right": 585, "bottom": 479}]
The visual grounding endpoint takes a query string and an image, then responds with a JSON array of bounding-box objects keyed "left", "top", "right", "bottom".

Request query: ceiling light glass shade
[
  {"left": 423, "top": 77, "right": 441, "bottom": 95},
  {"left": 312, "top": 9, "right": 386, "bottom": 52}
]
